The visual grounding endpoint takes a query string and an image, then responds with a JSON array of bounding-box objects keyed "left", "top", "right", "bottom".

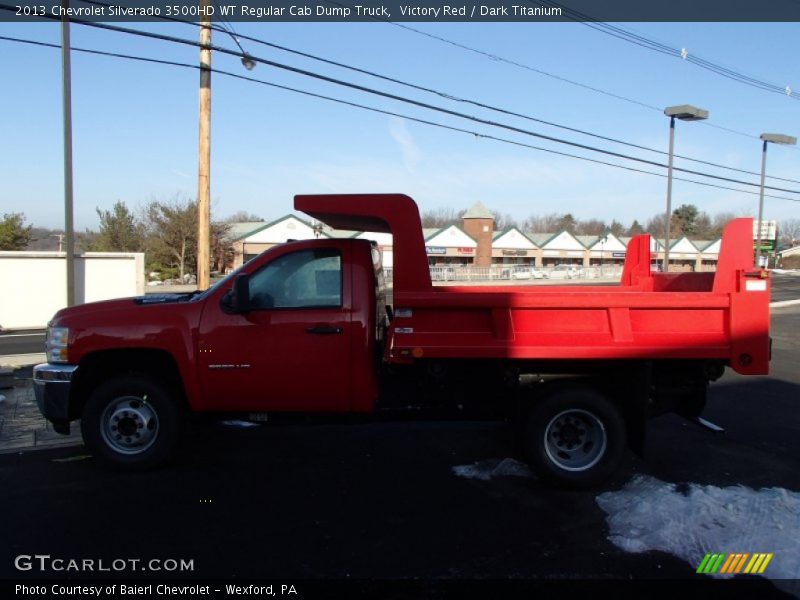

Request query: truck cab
[{"left": 195, "top": 238, "right": 383, "bottom": 413}]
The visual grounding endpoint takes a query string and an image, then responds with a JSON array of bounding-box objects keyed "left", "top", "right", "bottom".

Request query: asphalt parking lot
[{"left": 1, "top": 281, "right": 798, "bottom": 598}]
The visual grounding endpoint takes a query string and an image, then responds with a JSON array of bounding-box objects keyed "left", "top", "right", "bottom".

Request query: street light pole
[
  {"left": 756, "top": 133, "right": 797, "bottom": 268},
  {"left": 756, "top": 139, "right": 768, "bottom": 268},
  {"left": 599, "top": 230, "right": 609, "bottom": 277},
  {"left": 662, "top": 105, "right": 709, "bottom": 272},
  {"left": 664, "top": 116, "right": 675, "bottom": 272},
  {"left": 60, "top": 0, "right": 76, "bottom": 307}
]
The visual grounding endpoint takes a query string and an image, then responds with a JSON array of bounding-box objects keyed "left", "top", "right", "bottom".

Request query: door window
[{"left": 249, "top": 249, "right": 342, "bottom": 309}]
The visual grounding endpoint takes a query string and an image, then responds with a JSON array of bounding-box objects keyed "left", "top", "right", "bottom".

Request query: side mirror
[{"left": 221, "top": 273, "right": 251, "bottom": 314}]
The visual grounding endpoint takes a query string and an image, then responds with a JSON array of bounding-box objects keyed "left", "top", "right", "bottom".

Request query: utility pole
[
  {"left": 197, "top": 0, "right": 212, "bottom": 290},
  {"left": 61, "top": 0, "right": 76, "bottom": 306}
]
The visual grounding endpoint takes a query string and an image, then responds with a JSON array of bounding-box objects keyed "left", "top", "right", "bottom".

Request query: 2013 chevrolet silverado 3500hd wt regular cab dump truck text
[{"left": 33, "top": 194, "right": 770, "bottom": 488}]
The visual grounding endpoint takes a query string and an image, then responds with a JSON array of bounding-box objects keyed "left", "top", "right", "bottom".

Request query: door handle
[{"left": 306, "top": 325, "right": 343, "bottom": 335}]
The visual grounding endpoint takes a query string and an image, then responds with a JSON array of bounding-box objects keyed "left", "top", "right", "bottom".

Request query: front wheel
[
  {"left": 81, "top": 375, "right": 181, "bottom": 469},
  {"left": 522, "top": 387, "right": 626, "bottom": 489}
]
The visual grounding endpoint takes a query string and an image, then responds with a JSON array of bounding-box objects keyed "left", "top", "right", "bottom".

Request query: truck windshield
[{"left": 193, "top": 264, "right": 247, "bottom": 301}]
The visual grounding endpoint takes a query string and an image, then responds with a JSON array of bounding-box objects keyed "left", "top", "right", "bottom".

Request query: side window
[{"left": 248, "top": 249, "right": 342, "bottom": 309}]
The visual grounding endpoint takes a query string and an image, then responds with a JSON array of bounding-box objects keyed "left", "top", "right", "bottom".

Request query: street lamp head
[
  {"left": 760, "top": 133, "right": 797, "bottom": 146},
  {"left": 241, "top": 54, "right": 256, "bottom": 71},
  {"left": 664, "top": 104, "right": 709, "bottom": 121}
]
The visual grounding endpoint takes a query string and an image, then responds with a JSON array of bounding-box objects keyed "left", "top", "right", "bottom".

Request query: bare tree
[
  {"left": 645, "top": 213, "right": 668, "bottom": 240},
  {"left": 780, "top": 218, "right": 800, "bottom": 247},
  {"left": 491, "top": 211, "right": 519, "bottom": 231},
  {"left": 524, "top": 213, "right": 564, "bottom": 233},
  {"left": 576, "top": 218, "right": 607, "bottom": 236},
  {"left": 693, "top": 211, "right": 714, "bottom": 239},
  {"left": 226, "top": 210, "right": 264, "bottom": 223},
  {"left": 711, "top": 213, "right": 737, "bottom": 238},
  {"left": 421, "top": 207, "right": 463, "bottom": 228}
]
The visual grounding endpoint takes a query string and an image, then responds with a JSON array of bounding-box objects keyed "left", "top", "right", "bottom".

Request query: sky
[{"left": 0, "top": 17, "right": 799, "bottom": 231}]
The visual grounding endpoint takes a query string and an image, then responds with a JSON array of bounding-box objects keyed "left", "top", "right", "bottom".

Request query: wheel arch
[
  {"left": 70, "top": 348, "right": 189, "bottom": 420},
  {"left": 522, "top": 364, "right": 650, "bottom": 456},
  {"left": 522, "top": 380, "right": 629, "bottom": 488}
]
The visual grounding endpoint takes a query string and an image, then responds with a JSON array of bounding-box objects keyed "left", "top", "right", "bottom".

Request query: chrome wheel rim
[
  {"left": 543, "top": 409, "right": 607, "bottom": 472},
  {"left": 100, "top": 395, "right": 159, "bottom": 455}
]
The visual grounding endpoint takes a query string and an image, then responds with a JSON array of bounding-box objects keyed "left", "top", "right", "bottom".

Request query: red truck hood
[{"left": 50, "top": 293, "right": 200, "bottom": 326}]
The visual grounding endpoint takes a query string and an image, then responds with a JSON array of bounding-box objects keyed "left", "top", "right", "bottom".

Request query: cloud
[{"left": 388, "top": 118, "right": 422, "bottom": 171}]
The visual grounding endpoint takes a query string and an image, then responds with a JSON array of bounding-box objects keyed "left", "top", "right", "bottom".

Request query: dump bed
[{"left": 296, "top": 194, "right": 770, "bottom": 376}]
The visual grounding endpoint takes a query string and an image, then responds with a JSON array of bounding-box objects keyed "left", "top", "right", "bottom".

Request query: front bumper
[{"left": 33, "top": 363, "right": 78, "bottom": 434}]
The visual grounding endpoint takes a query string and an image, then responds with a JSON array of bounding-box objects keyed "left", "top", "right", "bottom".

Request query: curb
[
  {"left": 0, "top": 439, "right": 84, "bottom": 455},
  {"left": 0, "top": 353, "right": 45, "bottom": 369},
  {"left": 770, "top": 299, "right": 800, "bottom": 308}
]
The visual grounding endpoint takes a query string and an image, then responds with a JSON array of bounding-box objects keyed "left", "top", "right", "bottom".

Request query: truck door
[{"left": 197, "top": 242, "right": 352, "bottom": 412}]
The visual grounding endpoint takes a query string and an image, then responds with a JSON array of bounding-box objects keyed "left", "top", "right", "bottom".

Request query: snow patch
[
  {"left": 452, "top": 457, "right": 534, "bottom": 481},
  {"left": 219, "top": 420, "right": 259, "bottom": 428},
  {"left": 597, "top": 475, "right": 800, "bottom": 595}
]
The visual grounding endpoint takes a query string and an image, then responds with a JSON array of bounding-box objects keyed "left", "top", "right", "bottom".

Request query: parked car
[
  {"left": 548, "top": 264, "right": 581, "bottom": 279},
  {"left": 430, "top": 266, "right": 456, "bottom": 281},
  {"left": 510, "top": 266, "right": 531, "bottom": 280},
  {"left": 501, "top": 266, "right": 549, "bottom": 280}
]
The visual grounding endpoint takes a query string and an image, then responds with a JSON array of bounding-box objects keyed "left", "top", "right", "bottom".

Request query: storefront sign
[
  {"left": 457, "top": 247, "right": 475, "bottom": 255},
  {"left": 753, "top": 241, "right": 776, "bottom": 252},
  {"left": 752, "top": 220, "right": 777, "bottom": 241},
  {"left": 426, "top": 246, "right": 446, "bottom": 255}
]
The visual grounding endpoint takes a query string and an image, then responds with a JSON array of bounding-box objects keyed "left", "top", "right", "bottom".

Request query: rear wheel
[
  {"left": 523, "top": 387, "right": 626, "bottom": 489},
  {"left": 81, "top": 375, "right": 180, "bottom": 469}
]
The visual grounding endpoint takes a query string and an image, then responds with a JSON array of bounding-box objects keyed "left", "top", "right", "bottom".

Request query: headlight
[{"left": 46, "top": 326, "right": 70, "bottom": 363}]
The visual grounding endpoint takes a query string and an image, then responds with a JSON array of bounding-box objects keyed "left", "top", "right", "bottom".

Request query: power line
[
  {"left": 66, "top": 1, "right": 800, "bottom": 173},
  {"left": 537, "top": 0, "right": 800, "bottom": 102},
  {"left": 208, "top": 0, "right": 253, "bottom": 63},
  {"left": 328, "top": 0, "right": 799, "bottom": 148},
  {"left": 2, "top": 32, "right": 798, "bottom": 207},
  {"left": 154, "top": 14, "right": 800, "bottom": 184},
  {"left": 71, "top": 18, "right": 800, "bottom": 194},
  {"left": 385, "top": 12, "right": 800, "bottom": 148},
  {"left": 350, "top": 11, "right": 774, "bottom": 143},
  {"left": 4, "top": 8, "right": 796, "bottom": 198}
]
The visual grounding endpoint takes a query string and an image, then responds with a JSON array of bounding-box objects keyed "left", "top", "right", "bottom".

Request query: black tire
[
  {"left": 523, "top": 387, "right": 626, "bottom": 489},
  {"left": 81, "top": 375, "right": 181, "bottom": 470}
]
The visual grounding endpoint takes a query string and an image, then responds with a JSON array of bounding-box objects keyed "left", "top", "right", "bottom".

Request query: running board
[{"left": 691, "top": 416, "right": 725, "bottom": 433}]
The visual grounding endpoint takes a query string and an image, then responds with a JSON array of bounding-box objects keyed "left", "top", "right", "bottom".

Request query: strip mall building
[{"left": 230, "top": 202, "right": 723, "bottom": 273}]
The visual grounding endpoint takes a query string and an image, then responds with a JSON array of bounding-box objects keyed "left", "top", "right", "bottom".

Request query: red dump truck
[{"left": 33, "top": 194, "right": 770, "bottom": 487}]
